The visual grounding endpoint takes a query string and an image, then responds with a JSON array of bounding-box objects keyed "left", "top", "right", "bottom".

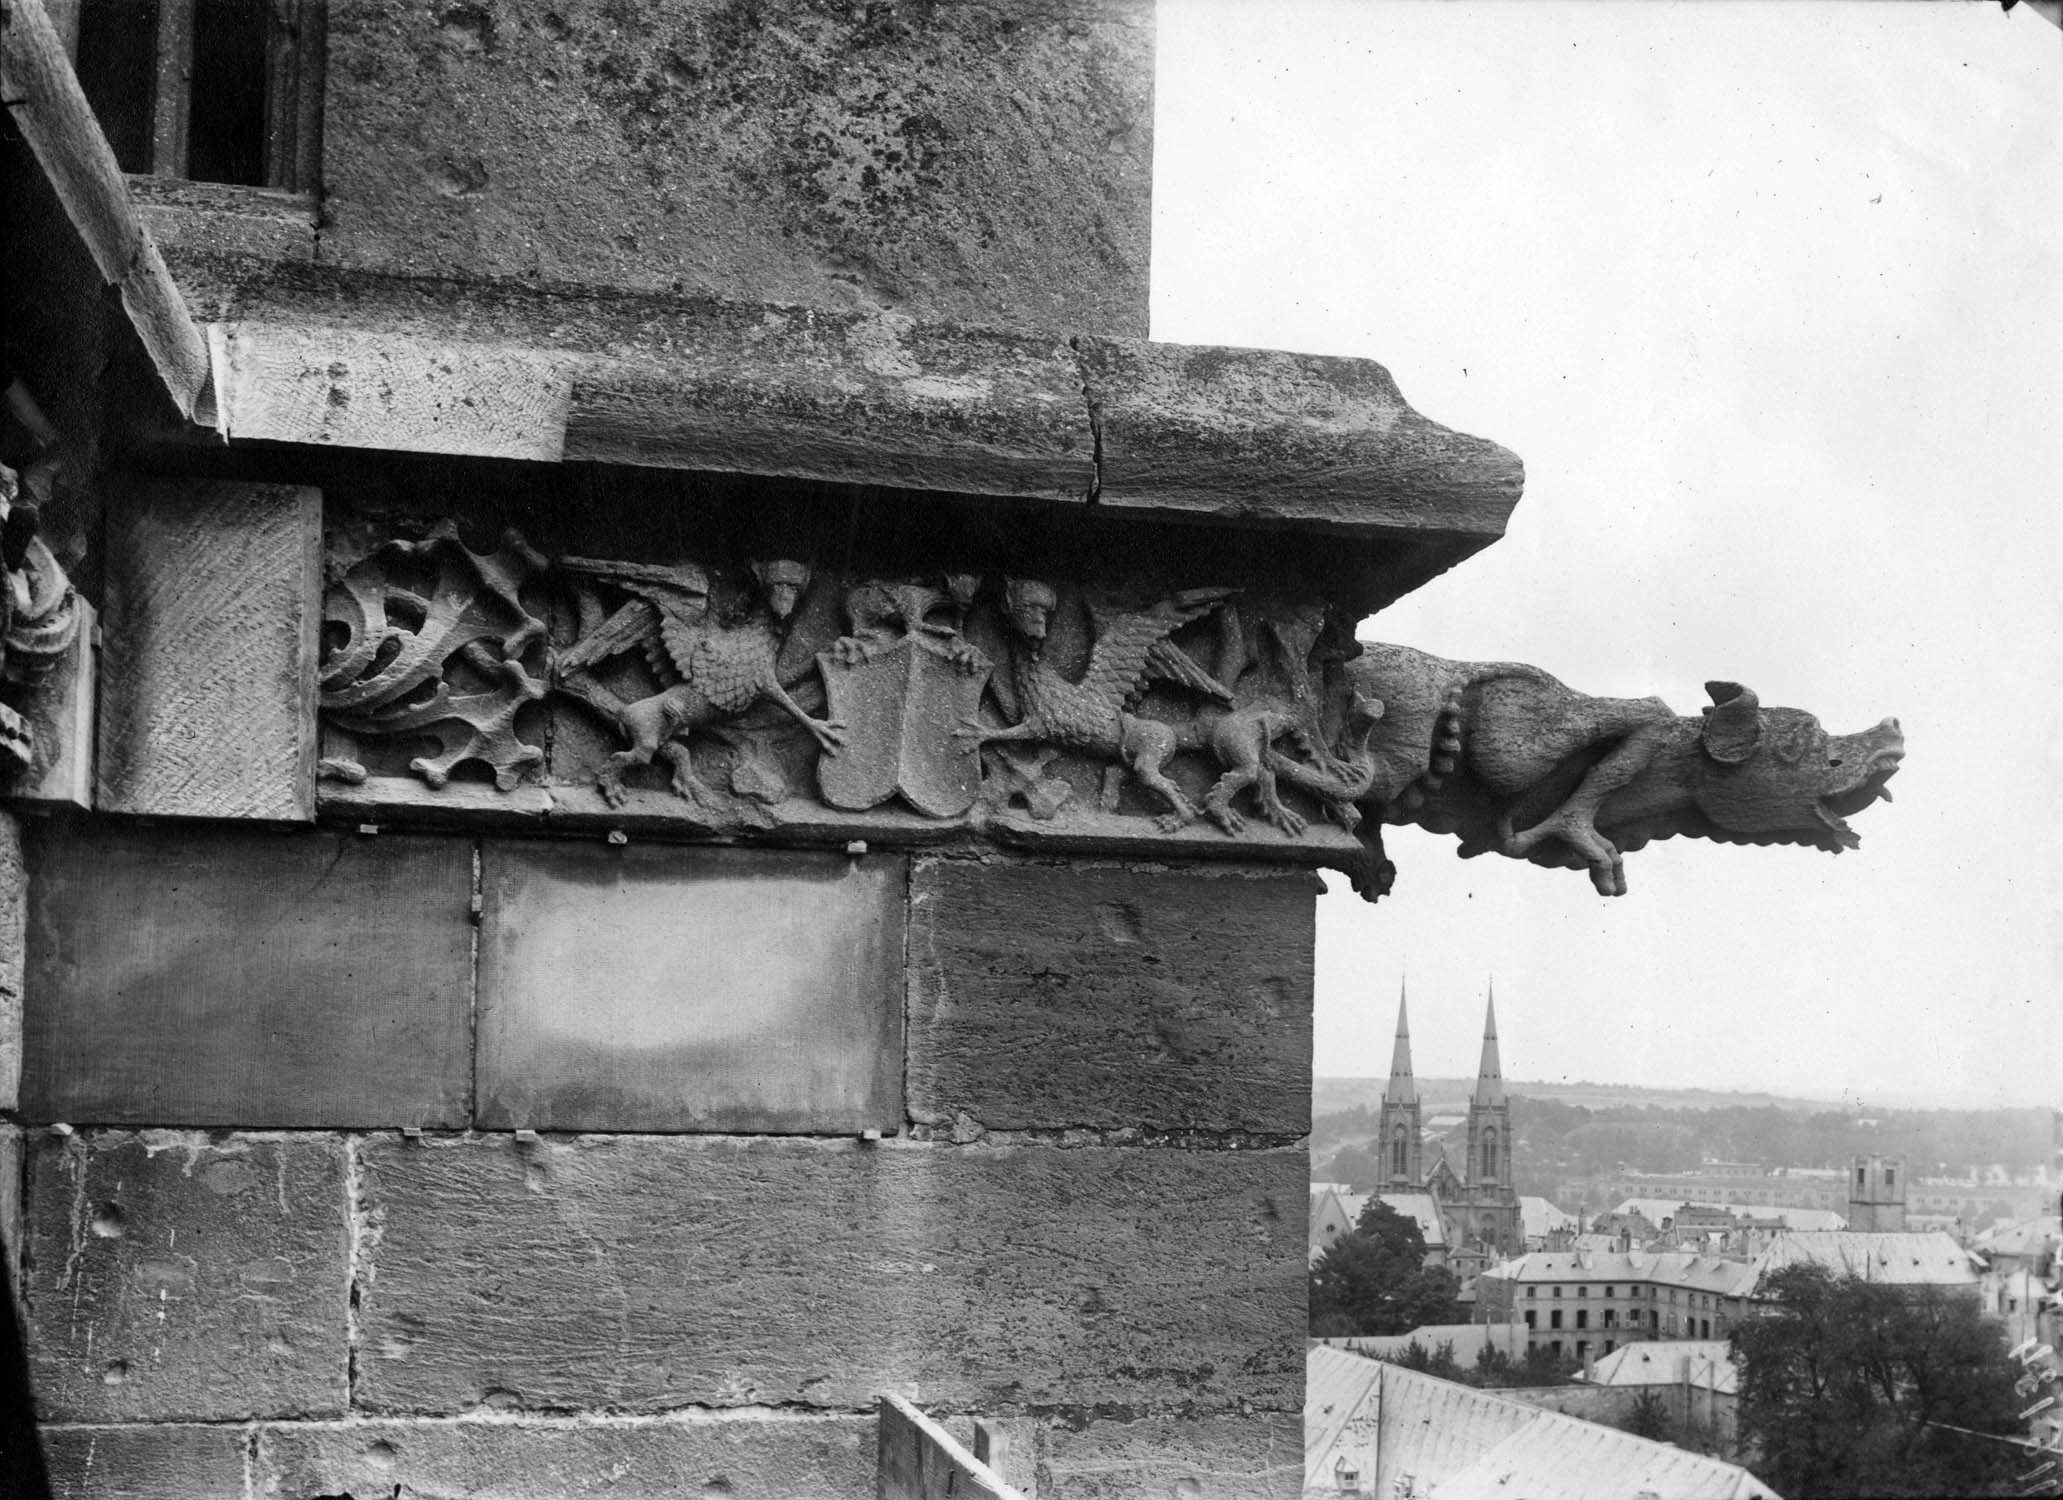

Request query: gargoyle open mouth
[{"left": 1814, "top": 743, "right": 1904, "bottom": 851}]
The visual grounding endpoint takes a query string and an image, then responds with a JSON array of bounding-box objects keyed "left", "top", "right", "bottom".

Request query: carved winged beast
[
  {"left": 1337, "top": 643, "right": 1904, "bottom": 899},
  {"left": 553, "top": 556, "right": 845, "bottom": 811}
]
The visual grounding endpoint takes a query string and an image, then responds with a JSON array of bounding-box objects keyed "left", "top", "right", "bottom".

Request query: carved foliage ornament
[
  {"left": 0, "top": 458, "right": 82, "bottom": 774},
  {"left": 315, "top": 525, "right": 1904, "bottom": 897}
]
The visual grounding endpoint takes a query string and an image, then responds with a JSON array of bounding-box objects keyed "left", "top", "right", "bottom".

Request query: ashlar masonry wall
[{"left": 16, "top": 817, "right": 1311, "bottom": 1498}]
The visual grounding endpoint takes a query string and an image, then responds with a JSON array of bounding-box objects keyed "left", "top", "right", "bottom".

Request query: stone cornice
[{"left": 156, "top": 247, "right": 1522, "bottom": 580}]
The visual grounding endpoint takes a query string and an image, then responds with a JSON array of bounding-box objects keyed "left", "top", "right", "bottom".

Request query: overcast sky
[{"left": 1153, "top": 2, "right": 2061, "bottom": 1109}]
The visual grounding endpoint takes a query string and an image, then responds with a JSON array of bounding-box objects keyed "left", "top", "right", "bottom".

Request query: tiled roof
[
  {"left": 1306, "top": 1348, "right": 1775, "bottom": 1500},
  {"left": 1974, "top": 1215, "right": 2061, "bottom": 1259},
  {"left": 1586, "top": 1339, "right": 1739, "bottom": 1395},
  {"left": 1746, "top": 1231, "right": 1983, "bottom": 1291},
  {"left": 1481, "top": 1250, "right": 1756, "bottom": 1296},
  {"left": 1521, "top": 1196, "right": 1577, "bottom": 1238},
  {"left": 1432, "top": 1399, "right": 1777, "bottom": 1500},
  {"left": 1613, "top": 1196, "right": 1847, "bottom": 1232}
]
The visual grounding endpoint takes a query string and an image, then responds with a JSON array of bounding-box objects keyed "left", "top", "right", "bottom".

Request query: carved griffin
[
  {"left": 960, "top": 579, "right": 1240, "bottom": 830},
  {"left": 553, "top": 555, "right": 846, "bottom": 811},
  {"left": 1337, "top": 644, "right": 1904, "bottom": 899}
]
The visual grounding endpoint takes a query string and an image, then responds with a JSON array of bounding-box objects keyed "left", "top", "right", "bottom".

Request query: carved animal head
[
  {"left": 1002, "top": 578, "right": 1058, "bottom": 644},
  {"left": 940, "top": 573, "right": 982, "bottom": 609},
  {"left": 1695, "top": 681, "right": 1904, "bottom": 852},
  {"left": 750, "top": 559, "right": 813, "bottom": 620}
]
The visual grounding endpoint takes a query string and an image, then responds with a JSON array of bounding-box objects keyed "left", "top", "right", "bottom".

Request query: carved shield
[{"left": 817, "top": 638, "right": 989, "bottom": 817}]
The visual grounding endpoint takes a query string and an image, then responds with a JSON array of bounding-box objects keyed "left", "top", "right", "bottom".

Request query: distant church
[{"left": 1376, "top": 985, "right": 1524, "bottom": 1274}]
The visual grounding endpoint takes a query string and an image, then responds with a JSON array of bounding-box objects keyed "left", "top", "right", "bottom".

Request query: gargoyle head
[
  {"left": 1003, "top": 578, "right": 1058, "bottom": 649},
  {"left": 1697, "top": 681, "right": 1904, "bottom": 852},
  {"left": 750, "top": 558, "right": 813, "bottom": 620}
]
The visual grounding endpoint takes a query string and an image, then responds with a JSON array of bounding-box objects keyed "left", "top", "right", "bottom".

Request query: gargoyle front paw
[
  {"left": 1155, "top": 810, "right": 1197, "bottom": 834},
  {"left": 1205, "top": 801, "right": 1246, "bottom": 836},
  {"left": 597, "top": 773, "right": 630, "bottom": 809},
  {"left": 812, "top": 719, "right": 848, "bottom": 754},
  {"left": 831, "top": 638, "right": 871, "bottom": 667}
]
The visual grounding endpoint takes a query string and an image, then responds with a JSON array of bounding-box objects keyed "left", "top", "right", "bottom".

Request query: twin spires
[
  {"left": 1384, "top": 981, "right": 1417, "bottom": 1104},
  {"left": 1382, "top": 979, "right": 1503, "bottom": 1106},
  {"left": 1473, "top": 983, "right": 1506, "bottom": 1107}
]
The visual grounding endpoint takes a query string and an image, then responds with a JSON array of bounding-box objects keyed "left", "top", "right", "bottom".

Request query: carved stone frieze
[
  {"left": 318, "top": 524, "right": 549, "bottom": 791},
  {"left": 0, "top": 454, "right": 84, "bottom": 788},
  {"left": 315, "top": 522, "right": 1904, "bottom": 889}
]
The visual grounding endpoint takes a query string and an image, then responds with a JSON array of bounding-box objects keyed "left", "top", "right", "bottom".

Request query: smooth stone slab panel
[
  {"left": 907, "top": 859, "right": 1314, "bottom": 1134},
  {"left": 258, "top": 1414, "right": 874, "bottom": 1500},
  {"left": 97, "top": 477, "right": 322, "bottom": 821},
  {"left": 43, "top": 1424, "right": 252, "bottom": 1500},
  {"left": 355, "top": 1135, "right": 1304, "bottom": 1415},
  {"left": 22, "top": 823, "right": 473, "bottom": 1128},
  {"left": 26, "top": 1131, "right": 349, "bottom": 1421},
  {"left": 476, "top": 843, "right": 903, "bottom": 1133}
]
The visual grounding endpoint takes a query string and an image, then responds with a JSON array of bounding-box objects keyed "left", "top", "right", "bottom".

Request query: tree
[
  {"left": 1309, "top": 1200, "right": 1463, "bottom": 1336},
  {"left": 1732, "top": 1264, "right": 2030, "bottom": 1498},
  {"left": 1620, "top": 1388, "right": 1673, "bottom": 1442}
]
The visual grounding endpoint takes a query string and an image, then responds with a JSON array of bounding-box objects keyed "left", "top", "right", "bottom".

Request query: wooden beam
[
  {"left": 0, "top": 0, "right": 212, "bottom": 419},
  {"left": 877, "top": 1396, "right": 1029, "bottom": 1500}
]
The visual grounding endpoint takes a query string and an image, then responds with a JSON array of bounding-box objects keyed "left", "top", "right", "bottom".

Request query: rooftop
[{"left": 1307, "top": 1347, "right": 1776, "bottom": 1500}]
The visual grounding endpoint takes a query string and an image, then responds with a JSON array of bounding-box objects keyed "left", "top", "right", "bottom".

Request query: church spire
[
  {"left": 1472, "top": 982, "right": 1505, "bottom": 1106},
  {"left": 1384, "top": 980, "right": 1416, "bottom": 1104}
]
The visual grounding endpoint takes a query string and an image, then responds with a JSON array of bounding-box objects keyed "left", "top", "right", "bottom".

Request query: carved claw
[
  {"left": 1267, "top": 804, "right": 1309, "bottom": 839},
  {"left": 1504, "top": 809, "right": 1628, "bottom": 896},
  {"left": 830, "top": 637, "right": 872, "bottom": 668},
  {"left": 947, "top": 639, "right": 985, "bottom": 675},
  {"left": 953, "top": 716, "right": 992, "bottom": 746},
  {"left": 1205, "top": 799, "right": 1247, "bottom": 836},
  {"left": 1152, "top": 792, "right": 1203, "bottom": 834},
  {"left": 810, "top": 718, "right": 848, "bottom": 755},
  {"left": 596, "top": 767, "right": 631, "bottom": 809}
]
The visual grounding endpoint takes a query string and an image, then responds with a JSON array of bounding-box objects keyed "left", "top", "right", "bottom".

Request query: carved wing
[
  {"left": 1082, "top": 589, "right": 1237, "bottom": 711},
  {"left": 653, "top": 609, "right": 707, "bottom": 681},
  {"left": 685, "top": 627, "right": 772, "bottom": 716},
  {"left": 554, "top": 596, "right": 660, "bottom": 676}
]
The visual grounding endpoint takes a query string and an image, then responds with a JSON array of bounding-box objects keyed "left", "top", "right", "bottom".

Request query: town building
[
  {"left": 1474, "top": 1230, "right": 1983, "bottom": 1364},
  {"left": 1848, "top": 1152, "right": 1908, "bottom": 1232}
]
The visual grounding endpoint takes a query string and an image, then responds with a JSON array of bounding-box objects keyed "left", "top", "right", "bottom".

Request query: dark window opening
[
  {"left": 72, "top": 0, "right": 323, "bottom": 189},
  {"left": 74, "top": 0, "right": 162, "bottom": 173}
]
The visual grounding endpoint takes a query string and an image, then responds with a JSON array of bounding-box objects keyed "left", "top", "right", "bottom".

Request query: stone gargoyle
[{"left": 1336, "top": 644, "right": 1904, "bottom": 899}]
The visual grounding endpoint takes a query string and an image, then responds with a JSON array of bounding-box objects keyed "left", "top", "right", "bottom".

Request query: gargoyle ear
[{"left": 1701, "top": 681, "right": 1761, "bottom": 764}]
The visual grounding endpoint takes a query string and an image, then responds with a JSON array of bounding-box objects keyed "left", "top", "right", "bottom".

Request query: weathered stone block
[
  {"left": 1077, "top": 336, "right": 1525, "bottom": 545},
  {"left": 42, "top": 1423, "right": 250, "bottom": 1500},
  {"left": 25, "top": 1131, "right": 348, "bottom": 1421},
  {"left": 356, "top": 1135, "right": 1304, "bottom": 1416},
  {"left": 321, "top": 0, "right": 1153, "bottom": 336},
  {"left": 97, "top": 477, "right": 322, "bottom": 821},
  {"left": 1040, "top": 1413, "right": 1304, "bottom": 1499},
  {"left": 0, "top": 809, "right": 23, "bottom": 1113},
  {"left": 22, "top": 824, "right": 473, "bottom": 1128},
  {"left": 258, "top": 1414, "right": 874, "bottom": 1499},
  {"left": 907, "top": 859, "right": 1314, "bottom": 1134},
  {"left": 476, "top": 842, "right": 904, "bottom": 1133}
]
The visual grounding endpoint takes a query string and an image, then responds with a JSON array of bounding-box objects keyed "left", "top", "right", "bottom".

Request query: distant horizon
[{"left": 1312, "top": 1072, "right": 2060, "bottom": 1114}]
